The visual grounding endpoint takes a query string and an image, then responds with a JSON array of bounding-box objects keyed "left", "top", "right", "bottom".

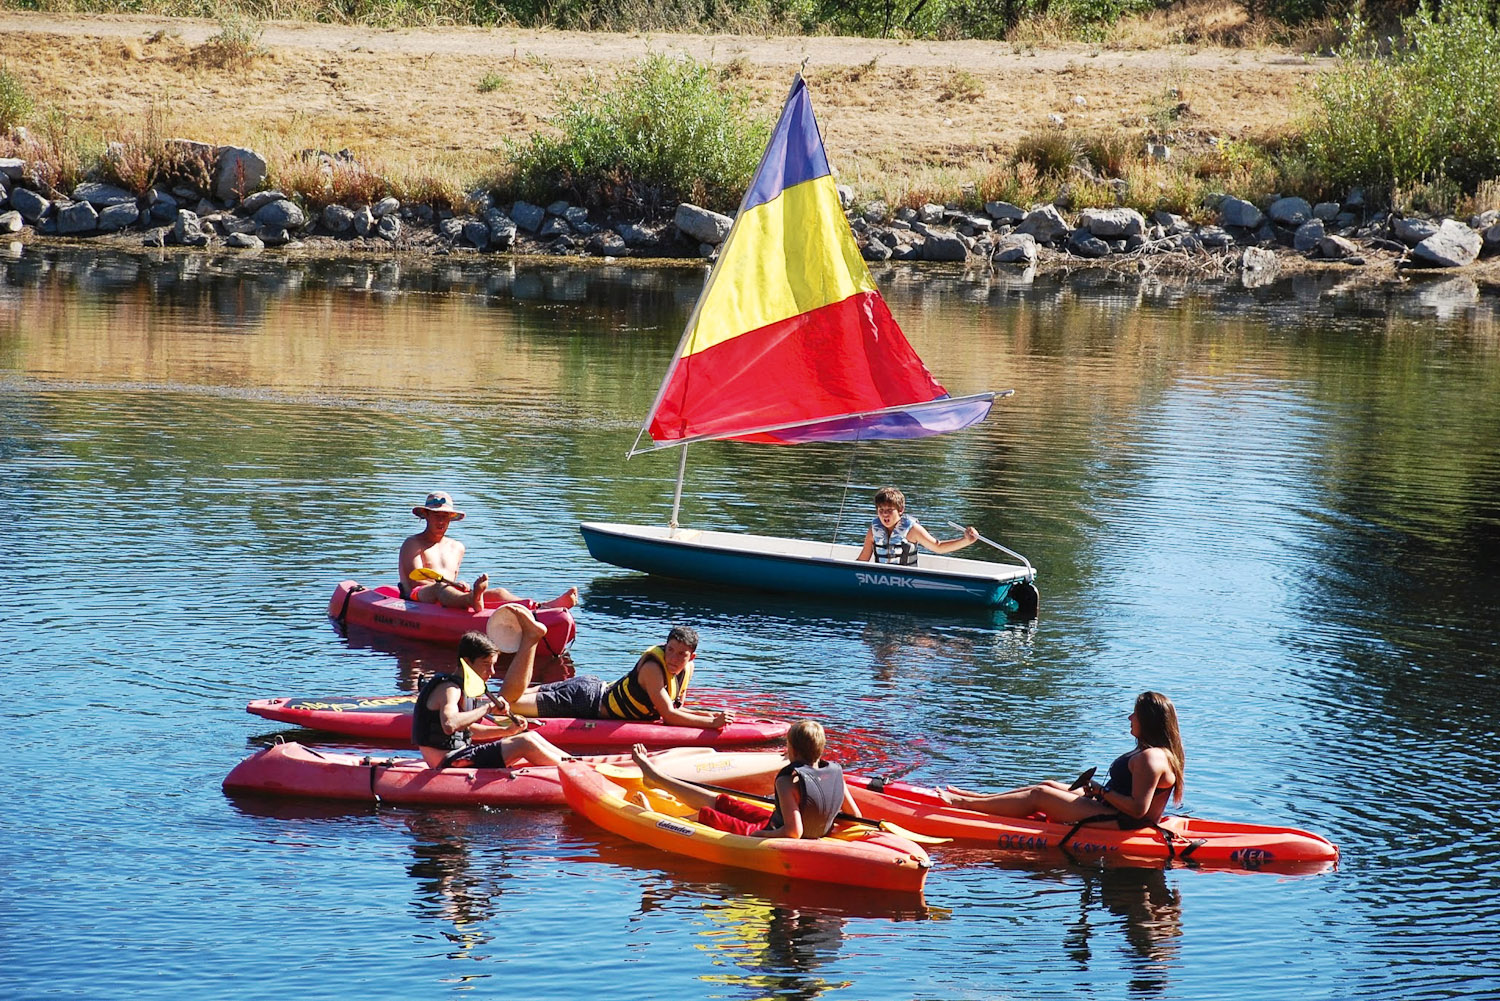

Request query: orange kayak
[
  {"left": 223, "top": 741, "right": 785, "bottom": 808},
  {"left": 558, "top": 760, "right": 931, "bottom": 893},
  {"left": 847, "top": 776, "right": 1338, "bottom": 867}
]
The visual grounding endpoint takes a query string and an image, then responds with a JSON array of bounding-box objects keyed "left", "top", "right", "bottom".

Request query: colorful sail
[{"left": 637, "top": 76, "right": 993, "bottom": 451}]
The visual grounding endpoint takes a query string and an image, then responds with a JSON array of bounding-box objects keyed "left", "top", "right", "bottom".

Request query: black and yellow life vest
[{"left": 600, "top": 646, "right": 691, "bottom": 721}]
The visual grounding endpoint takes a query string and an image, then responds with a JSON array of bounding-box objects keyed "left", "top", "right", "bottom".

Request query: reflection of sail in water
[
  {"left": 404, "top": 813, "right": 510, "bottom": 961},
  {"left": 697, "top": 897, "right": 851, "bottom": 1001},
  {"left": 1066, "top": 865, "right": 1184, "bottom": 995}
]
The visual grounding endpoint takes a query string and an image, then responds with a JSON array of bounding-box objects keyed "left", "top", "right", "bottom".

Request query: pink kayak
[
  {"left": 223, "top": 741, "right": 786, "bottom": 807},
  {"left": 328, "top": 580, "right": 577, "bottom": 653},
  {"left": 247, "top": 695, "right": 791, "bottom": 752}
]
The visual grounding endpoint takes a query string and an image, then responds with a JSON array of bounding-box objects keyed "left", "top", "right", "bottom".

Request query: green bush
[
  {"left": 0, "top": 64, "right": 33, "bottom": 133},
  {"left": 1305, "top": 0, "right": 1500, "bottom": 195},
  {"left": 506, "top": 54, "right": 770, "bottom": 214}
]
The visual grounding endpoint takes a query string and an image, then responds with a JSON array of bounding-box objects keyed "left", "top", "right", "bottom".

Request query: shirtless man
[{"left": 398, "top": 491, "right": 580, "bottom": 612}]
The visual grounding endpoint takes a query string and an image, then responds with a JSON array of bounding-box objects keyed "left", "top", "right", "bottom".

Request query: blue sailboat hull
[{"left": 580, "top": 522, "right": 1036, "bottom": 611}]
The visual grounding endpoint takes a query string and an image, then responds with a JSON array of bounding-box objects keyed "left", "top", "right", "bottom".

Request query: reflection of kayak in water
[
  {"left": 246, "top": 695, "right": 791, "bottom": 752},
  {"left": 558, "top": 760, "right": 931, "bottom": 893},
  {"left": 846, "top": 777, "right": 1339, "bottom": 867},
  {"left": 328, "top": 580, "right": 576, "bottom": 654},
  {"left": 222, "top": 742, "right": 785, "bottom": 808}
]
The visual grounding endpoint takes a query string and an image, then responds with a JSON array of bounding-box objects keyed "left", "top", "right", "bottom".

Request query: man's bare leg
[
  {"left": 468, "top": 573, "right": 489, "bottom": 612},
  {"left": 540, "top": 587, "right": 581, "bottom": 610},
  {"left": 495, "top": 604, "right": 550, "bottom": 704}
]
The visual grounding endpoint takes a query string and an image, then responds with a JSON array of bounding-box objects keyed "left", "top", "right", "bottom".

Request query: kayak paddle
[
  {"left": 603, "top": 766, "right": 950, "bottom": 846},
  {"left": 1068, "top": 767, "right": 1098, "bottom": 791},
  {"left": 408, "top": 566, "right": 460, "bottom": 586}
]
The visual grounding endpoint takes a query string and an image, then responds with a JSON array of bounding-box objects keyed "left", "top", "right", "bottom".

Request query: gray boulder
[
  {"left": 488, "top": 215, "right": 518, "bottom": 249},
  {"left": 1241, "top": 245, "right": 1280, "bottom": 280},
  {"left": 1392, "top": 216, "right": 1440, "bottom": 245},
  {"left": 511, "top": 201, "right": 546, "bottom": 233},
  {"left": 253, "top": 199, "right": 306, "bottom": 231},
  {"left": 920, "top": 233, "right": 970, "bottom": 262},
  {"left": 1470, "top": 209, "right": 1498, "bottom": 230},
  {"left": 545, "top": 199, "right": 570, "bottom": 216},
  {"left": 1065, "top": 228, "right": 1110, "bottom": 259},
  {"left": 1197, "top": 225, "right": 1235, "bottom": 248},
  {"left": 538, "top": 216, "right": 570, "bottom": 239},
  {"left": 141, "top": 227, "right": 169, "bottom": 247},
  {"left": 674, "top": 202, "right": 734, "bottom": 245},
  {"left": 1313, "top": 201, "right": 1341, "bottom": 222},
  {"left": 148, "top": 190, "right": 179, "bottom": 223},
  {"left": 1079, "top": 207, "right": 1145, "bottom": 239},
  {"left": 239, "top": 189, "right": 287, "bottom": 215},
  {"left": 0, "top": 210, "right": 23, "bottom": 233},
  {"left": 322, "top": 204, "right": 354, "bottom": 234},
  {"left": 257, "top": 225, "right": 291, "bottom": 246},
  {"left": 175, "top": 210, "right": 208, "bottom": 246},
  {"left": 373, "top": 196, "right": 400, "bottom": 219},
  {"left": 10, "top": 187, "right": 49, "bottom": 223},
  {"left": 984, "top": 201, "right": 1025, "bottom": 224},
  {"left": 463, "top": 219, "right": 490, "bottom": 248},
  {"left": 438, "top": 217, "right": 465, "bottom": 241},
  {"left": 587, "top": 229, "right": 628, "bottom": 256},
  {"left": 1484, "top": 223, "right": 1500, "bottom": 254},
  {"left": 1411, "top": 219, "right": 1482, "bottom": 267},
  {"left": 1268, "top": 196, "right": 1311, "bottom": 227},
  {"left": 0, "top": 157, "right": 24, "bottom": 179},
  {"left": 918, "top": 203, "right": 944, "bottom": 224},
  {"left": 226, "top": 232, "right": 264, "bottom": 250},
  {"left": 861, "top": 237, "right": 893, "bottom": 262},
  {"left": 1152, "top": 210, "right": 1191, "bottom": 236},
  {"left": 376, "top": 215, "right": 401, "bottom": 241},
  {"left": 97, "top": 203, "right": 140, "bottom": 232},
  {"left": 564, "top": 206, "right": 590, "bottom": 228},
  {"left": 836, "top": 184, "right": 854, "bottom": 210},
  {"left": 992, "top": 233, "right": 1038, "bottom": 265},
  {"left": 617, "top": 222, "right": 658, "bottom": 247},
  {"left": 1294, "top": 218, "right": 1326, "bottom": 253},
  {"left": 1220, "top": 196, "right": 1263, "bottom": 229},
  {"left": 1319, "top": 234, "right": 1359, "bottom": 259},
  {"left": 73, "top": 182, "right": 136, "bottom": 207},
  {"left": 1016, "top": 205, "right": 1070, "bottom": 243},
  {"left": 57, "top": 200, "right": 99, "bottom": 234},
  {"left": 215, "top": 146, "right": 268, "bottom": 202},
  {"left": 862, "top": 200, "right": 889, "bottom": 223},
  {"left": 353, "top": 206, "right": 375, "bottom": 238}
]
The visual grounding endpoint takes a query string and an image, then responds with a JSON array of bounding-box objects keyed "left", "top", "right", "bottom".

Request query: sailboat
[{"left": 580, "top": 75, "right": 1038, "bottom": 614}]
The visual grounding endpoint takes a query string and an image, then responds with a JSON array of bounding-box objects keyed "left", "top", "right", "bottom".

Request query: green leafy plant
[
  {"left": 0, "top": 63, "right": 32, "bottom": 134},
  {"left": 507, "top": 54, "right": 770, "bottom": 214},
  {"left": 1304, "top": 0, "right": 1500, "bottom": 195},
  {"left": 478, "top": 72, "right": 506, "bottom": 93}
]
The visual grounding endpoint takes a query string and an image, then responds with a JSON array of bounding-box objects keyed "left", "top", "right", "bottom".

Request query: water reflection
[
  {"left": 404, "top": 812, "right": 506, "bottom": 960},
  {"left": 1066, "top": 865, "right": 1184, "bottom": 995}
]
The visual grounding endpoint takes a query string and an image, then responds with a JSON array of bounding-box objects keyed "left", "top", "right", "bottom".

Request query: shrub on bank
[
  {"left": 506, "top": 54, "right": 769, "bottom": 214},
  {"left": 0, "top": 64, "right": 32, "bottom": 134},
  {"left": 1304, "top": 0, "right": 1500, "bottom": 197}
]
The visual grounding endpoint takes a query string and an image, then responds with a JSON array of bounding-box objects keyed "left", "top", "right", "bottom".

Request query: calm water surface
[{"left": 3, "top": 248, "right": 1498, "bottom": 1000}]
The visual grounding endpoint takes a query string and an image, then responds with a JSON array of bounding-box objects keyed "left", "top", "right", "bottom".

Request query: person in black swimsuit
[{"left": 939, "top": 691, "right": 1186, "bottom": 827}]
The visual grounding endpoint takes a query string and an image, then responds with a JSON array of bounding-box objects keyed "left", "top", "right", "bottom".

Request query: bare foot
[
  {"left": 543, "top": 586, "right": 580, "bottom": 610},
  {"left": 501, "top": 602, "right": 549, "bottom": 643},
  {"left": 469, "top": 573, "right": 489, "bottom": 612}
]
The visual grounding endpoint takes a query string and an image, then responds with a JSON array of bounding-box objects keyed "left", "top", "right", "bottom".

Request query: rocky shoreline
[{"left": 2, "top": 142, "right": 1499, "bottom": 278}]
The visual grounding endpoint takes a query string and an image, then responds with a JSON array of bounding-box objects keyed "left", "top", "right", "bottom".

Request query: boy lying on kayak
[
  {"left": 495, "top": 624, "right": 736, "bottom": 731},
  {"left": 399, "top": 490, "right": 580, "bottom": 612},
  {"left": 629, "top": 720, "right": 858, "bottom": 838},
  {"left": 413, "top": 623, "right": 572, "bottom": 769}
]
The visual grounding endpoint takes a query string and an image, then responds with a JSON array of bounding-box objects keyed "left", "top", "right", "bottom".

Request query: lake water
[{"left": 3, "top": 247, "right": 1498, "bottom": 1001}]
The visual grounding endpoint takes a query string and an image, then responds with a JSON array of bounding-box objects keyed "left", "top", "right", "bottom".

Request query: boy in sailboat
[
  {"left": 856, "top": 487, "right": 980, "bottom": 566},
  {"left": 494, "top": 625, "right": 737, "bottom": 730},
  {"left": 399, "top": 490, "right": 580, "bottom": 612}
]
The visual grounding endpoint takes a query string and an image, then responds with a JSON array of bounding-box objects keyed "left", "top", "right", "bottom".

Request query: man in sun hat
[{"left": 398, "top": 490, "right": 579, "bottom": 613}]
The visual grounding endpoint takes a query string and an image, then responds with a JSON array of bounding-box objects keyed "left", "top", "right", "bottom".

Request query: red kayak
[
  {"left": 223, "top": 741, "right": 787, "bottom": 807},
  {"left": 328, "top": 580, "right": 577, "bottom": 652},
  {"left": 846, "top": 776, "right": 1338, "bottom": 867},
  {"left": 246, "top": 695, "right": 791, "bottom": 752}
]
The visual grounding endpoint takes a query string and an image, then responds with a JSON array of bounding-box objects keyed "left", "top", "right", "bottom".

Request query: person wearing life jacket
[
  {"left": 856, "top": 486, "right": 979, "bottom": 566},
  {"left": 939, "top": 691, "right": 1186, "bottom": 828},
  {"left": 413, "top": 621, "right": 571, "bottom": 770},
  {"left": 495, "top": 625, "right": 736, "bottom": 730},
  {"left": 630, "top": 719, "right": 859, "bottom": 839}
]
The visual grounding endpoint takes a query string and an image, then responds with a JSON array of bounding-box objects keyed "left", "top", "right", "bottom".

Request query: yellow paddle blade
[
  {"left": 408, "top": 567, "right": 450, "bottom": 583},
  {"left": 594, "top": 762, "right": 640, "bottom": 779},
  {"left": 458, "top": 660, "right": 486, "bottom": 698}
]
